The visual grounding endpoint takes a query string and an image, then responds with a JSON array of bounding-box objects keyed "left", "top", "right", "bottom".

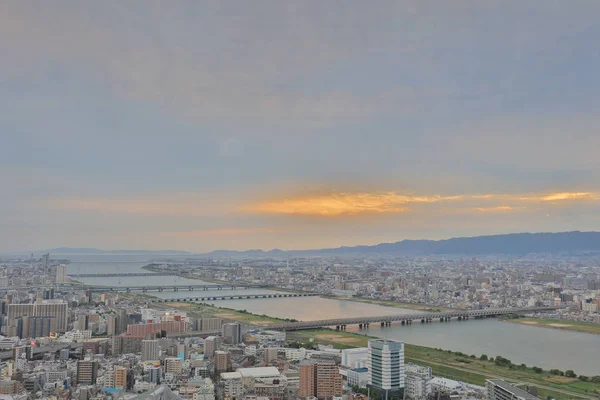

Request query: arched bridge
[
  {"left": 263, "top": 306, "right": 560, "bottom": 331},
  {"left": 151, "top": 292, "right": 320, "bottom": 302}
]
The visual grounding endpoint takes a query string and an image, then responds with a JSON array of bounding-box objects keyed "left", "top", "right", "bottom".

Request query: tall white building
[
  {"left": 142, "top": 339, "right": 160, "bottom": 361},
  {"left": 367, "top": 339, "right": 405, "bottom": 394},
  {"left": 405, "top": 364, "right": 432, "bottom": 400}
]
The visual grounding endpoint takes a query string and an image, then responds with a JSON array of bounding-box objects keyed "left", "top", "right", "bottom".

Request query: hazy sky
[{"left": 2, "top": 1, "right": 600, "bottom": 252}]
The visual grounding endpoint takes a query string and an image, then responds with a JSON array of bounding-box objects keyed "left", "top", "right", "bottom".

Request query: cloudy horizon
[{"left": 2, "top": 1, "right": 600, "bottom": 253}]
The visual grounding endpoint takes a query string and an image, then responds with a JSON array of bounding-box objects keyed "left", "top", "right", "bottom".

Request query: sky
[{"left": 1, "top": 1, "right": 600, "bottom": 253}]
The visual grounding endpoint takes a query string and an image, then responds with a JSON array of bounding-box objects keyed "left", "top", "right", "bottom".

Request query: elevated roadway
[{"left": 264, "top": 306, "right": 560, "bottom": 331}]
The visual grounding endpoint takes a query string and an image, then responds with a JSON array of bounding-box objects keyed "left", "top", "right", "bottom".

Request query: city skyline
[{"left": 2, "top": 1, "right": 600, "bottom": 252}]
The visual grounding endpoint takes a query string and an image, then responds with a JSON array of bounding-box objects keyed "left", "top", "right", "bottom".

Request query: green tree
[
  {"left": 565, "top": 370, "right": 577, "bottom": 378},
  {"left": 532, "top": 367, "right": 543, "bottom": 373},
  {"left": 480, "top": 354, "right": 488, "bottom": 361}
]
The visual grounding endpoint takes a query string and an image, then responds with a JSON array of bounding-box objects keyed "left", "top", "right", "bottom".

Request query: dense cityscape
[{"left": 0, "top": 252, "right": 598, "bottom": 400}]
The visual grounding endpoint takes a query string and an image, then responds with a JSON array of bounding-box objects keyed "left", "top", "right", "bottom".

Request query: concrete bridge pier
[
  {"left": 386, "top": 321, "right": 391, "bottom": 326},
  {"left": 336, "top": 325, "right": 340, "bottom": 331},
  {"left": 421, "top": 319, "right": 425, "bottom": 323},
  {"left": 401, "top": 320, "right": 405, "bottom": 325},
  {"left": 381, "top": 322, "right": 385, "bottom": 327},
  {"left": 359, "top": 323, "right": 363, "bottom": 329}
]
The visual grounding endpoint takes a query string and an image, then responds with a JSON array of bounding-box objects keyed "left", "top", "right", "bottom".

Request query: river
[{"left": 66, "top": 260, "right": 600, "bottom": 376}]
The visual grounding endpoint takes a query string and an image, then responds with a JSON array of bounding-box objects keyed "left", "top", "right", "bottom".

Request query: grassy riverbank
[
  {"left": 502, "top": 316, "right": 600, "bottom": 335},
  {"left": 288, "top": 329, "right": 600, "bottom": 400},
  {"left": 155, "top": 301, "right": 292, "bottom": 325},
  {"left": 327, "top": 296, "right": 456, "bottom": 312}
]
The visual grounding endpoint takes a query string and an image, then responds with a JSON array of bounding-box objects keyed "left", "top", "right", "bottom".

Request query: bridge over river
[
  {"left": 151, "top": 292, "right": 320, "bottom": 302},
  {"left": 263, "top": 306, "right": 559, "bottom": 331},
  {"left": 67, "top": 272, "right": 178, "bottom": 278}
]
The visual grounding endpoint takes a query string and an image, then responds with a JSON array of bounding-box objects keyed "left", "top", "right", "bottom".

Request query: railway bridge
[
  {"left": 151, "top": 292, "right": 320, "bottom": 302},
  {"left": 263, "top": 306, "right": 560, "bottom": 331}
]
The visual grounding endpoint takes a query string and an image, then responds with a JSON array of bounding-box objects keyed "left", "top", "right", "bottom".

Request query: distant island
[{"left": 40, "top": 231, "right": 600, "bottom": 258}]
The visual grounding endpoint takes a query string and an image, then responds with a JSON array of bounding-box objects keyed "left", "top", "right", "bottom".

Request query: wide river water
[{"left": 67, "top": 260, "right": 600, "bottom": 376}]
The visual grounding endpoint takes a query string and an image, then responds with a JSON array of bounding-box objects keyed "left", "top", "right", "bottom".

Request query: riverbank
[
  {"left": 289, "top": 329, "right": 599, "bottom": 400},
  {"left": 326, "top": 296, "right": 455, "bottom": 312},
  {"left": 502, "top": 316, "right": 600, "bottom": 335},
  {"left": 155, "top": 301, "right": 296, "bottom": 325}
]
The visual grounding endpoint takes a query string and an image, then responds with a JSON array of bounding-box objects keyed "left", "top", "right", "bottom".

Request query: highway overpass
[{"left": 263, "top": 306, "right": 560, "bottom": 331}]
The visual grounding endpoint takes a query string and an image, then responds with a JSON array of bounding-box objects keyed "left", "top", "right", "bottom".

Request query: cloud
[
  {"left": 244, "top": 190, "right": 600, "bottom": 217},
  {"left": 474, "top": 206, "right": 522, "bottom": 213},
  {"left": 42, "top": 194, "right": 235, "bottom": 217},
  {"left": 244, "top": 192, "right": 464, "bottom": 216},
  {"left": 161, "top": 228, "right": 284, "bottom": 237}
]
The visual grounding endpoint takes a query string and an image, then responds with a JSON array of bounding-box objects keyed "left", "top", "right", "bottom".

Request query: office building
[
  {"left": 148, "top": 367, "right": 161, "bottom": 384},
  {"left": 222, "top": 323, "right": 242, "bottom": 344},
  {"left": 486, "top": 380, "right": 541, "bottom": 400},
  {"left": 368, "top": 339, "right": 405, "bottom": 393},
  {"left": 405, "top": 364, "right": 432, "bottom": 400},
  {"left": 142, "top": 339, "right": 160, "bottom": 361},
  {"left": 299, "top": 359, "right": 343, "bottom": 399},
  {"left": 214, "top": 351, "right": 231, "bottom": 373},
  {"left": 42, "top": 253, "right": 50, "bottom": 269},
  {"left": 77, "top": 360, "right": 99, "bottom": 385}
]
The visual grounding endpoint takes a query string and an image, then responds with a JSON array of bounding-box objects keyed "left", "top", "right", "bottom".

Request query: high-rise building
[
  {"left": 77, "top": 360, "right": 99, "bottom": 385},
  {"left": 142, "top": 339, "right": 160, "bottom": 361},
  {"left": 299, "top": 359, "right": 343, "bottom": 399},
  {"left": 214, "top": 351, "right": 231, "bottom": 373},
  {"left": 55, "top": 265, "right": 68, "bottom": 284},
  {"left": 405, "top": 364, "right": 432, "bottom": 400},
  {"left": 7, "top": 301, "right": 68, "bottom": 336},
  {"left": 222, "top": 323, "right": 242, "bottom": 344},
  {"left": 115, "top": 309, "right": 127, "bottom": 335},
  {"left": 148, "top": 367, "right": 161, "bottom": 384},
  {"left": 368, "top": 339, "right": 405, "bottom": 394},
  {"left": 486, "top": 380, "right": 541, "bottom": 400},
  {"left": 42, "top": 253, "right": 50, "bottom": 269},
  {"left": 106, "top": 315, "right": 116, "bottom": 336},
  {"left": 203, "top": 336, "right": 223, "bottom": 358},
  {"left": 114, "top": 367, "right": 127, "bottom": 390}
]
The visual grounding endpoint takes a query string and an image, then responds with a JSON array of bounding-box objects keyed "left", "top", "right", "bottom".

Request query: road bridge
[
  {"left": 152, "top": 292, "right": 320, "bottom": 302},
  {"left": 67, "top": 272, "right": 178, "bottom": 278},
  {"left": 263, "top": 306, "right": 560, "bottom": 331},
  {"left": 0, "top": 283, "right": 275, "bottom": 292}
]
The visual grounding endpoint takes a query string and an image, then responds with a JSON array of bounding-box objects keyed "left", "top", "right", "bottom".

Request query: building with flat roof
[
  {"left": 486, "top": 380, "right": 541, "bottom": 400},
  {"left": 368, "top": 339, "right": 405, "bottom": 393},
  {"left": 405, "top": 364, "right": 432, "bottom": 400}
]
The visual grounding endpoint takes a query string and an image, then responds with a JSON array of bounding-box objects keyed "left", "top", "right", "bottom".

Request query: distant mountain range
[
  {"left": 36, "top": 231, "right": 600, "bottom": 258},
  {"left": 200, "top": 231, "right": 600, "bottom": 257}
]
